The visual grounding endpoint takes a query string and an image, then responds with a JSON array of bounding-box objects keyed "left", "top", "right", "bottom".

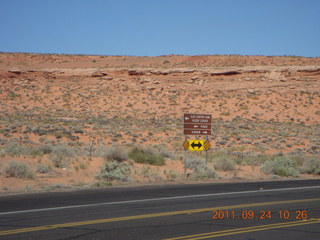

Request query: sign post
[
  {"left": 184, "top": 144, "right": 187, "bottom": 177},
  {"left": 205, "top": 136, "right": 209, "bottom": 164},
  {"left": 183, "top": 113, "right": 212, "bottom": 175},
  {"left": 204, "top": 136, "right": 211, "bottom": 164},
  {"left": 183, "top": 137, "right": 189, "bottom": 177}
]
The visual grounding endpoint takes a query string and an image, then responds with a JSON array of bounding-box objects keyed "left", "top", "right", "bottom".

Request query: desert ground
[{"left": 0, "top": 53, "right": 319, "bottom": 194}]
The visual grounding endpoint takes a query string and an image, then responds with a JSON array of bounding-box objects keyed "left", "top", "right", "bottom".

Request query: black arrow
[{"left": 191, "top": 141, "right": 202, "bottom": 149}]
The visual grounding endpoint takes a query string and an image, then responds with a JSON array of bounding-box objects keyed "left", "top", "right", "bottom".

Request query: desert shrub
[
  {"left": 79, "top": 162, "right": 87, "bottom": 170},
  {"left": 164, "top": 169, "right": 177, "bottom": 181},
  {"left": 301, "top": 157, "right": 320, "bottom": 175},
  {"left": 30, "top": 144, "right": 54, "bottom": 158},
  {"left": 0, "top": 137, "right": 7, "bottom": 144},
  {"left": 187, "top": 158, "right": 218, "bottom": 180},
  {"left": 55, "top": 145, "right": 76, "bottom": 157},
  {"left": 49, "top": 145, "right": 75, "bottom": 168},
  {"left": 242, "top": 156, "right": 261, "bottom": 166},
  {"left": 94, "top": 181, "right": 112, "bottom": 187},
  {"left": 186, "top": 158, "right": 203, "bottom": 170},
  {"left": 261, "top": 157, "right": 300, "bottom": 177},
  {"left": 241, "top": 153, "right": 270, "bottom": 166},
  {"left": 128, "top": 146, "right": 165, "bottom": 166},
  {"left": 101, "top": 144, "right": 127, "bottom": 162},
  {"left": 141, "top": 166, "right": 152, "bottom": 178},
  {"left": 39, "top": 137, "right": 47, "bottom": 143},
  {"left": 36, "top": 164, "right": 51, "bottom": 173},
  {"left": 43, "top": 184, "right": 67, "bottom": 191},
  {"left": 37, "top": 144, "right": 54, "bottom": 154},
  {"left": 139, "top": 166, "right": 161, "bottom": 180},
  {"left": 0, "top": 148, "right": 5, "bottom": 157},
  {"left": 147, "top": 144, "right": 176, "bottom": 159},
  {"left": 192, "top": 165, "right": 218, "bottom": 180},
  {"left": 4, "top": 143, "right": 29, "bottom": 156},
  {"left": 214, "top": 156, "right": 235, "bottom": 171},
  {"left": 287, "top": 154, "right": 307, "bottom": 167},
  {"left": 148, "top": 144, "right": 174, "bottom": 159},
  {"left": 209, "top": 150, "right": 230, "bottom": 159},
  {"left": 5, "top": 161, "right": 33, "bottom": 179},
  {"left": 208, "top": 150, "right": 234, "bottom": 163},
  {"left": 159, "top": 148, "right": 174, "bottom": 159},
  {"left": 127, "top": 159, "right": 135, "bottom": 166},
  {"left": 29, "top": 148, "right": 42, "bottom": 157},
  {"left": 95, "top": 160, "right": 131, "bottom": 181},
  {"left": 49, "top": 155, "right": 67, "bottom": 168}
]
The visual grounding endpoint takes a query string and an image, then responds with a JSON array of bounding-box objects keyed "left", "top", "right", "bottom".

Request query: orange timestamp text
[{"left": 212, "top": 210, "right": 309, "bottom": 220}]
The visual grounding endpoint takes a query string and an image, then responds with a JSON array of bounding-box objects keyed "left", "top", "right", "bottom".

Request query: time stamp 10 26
[{"left": 212, "top": 210, "right": 310, "bottom": 220}]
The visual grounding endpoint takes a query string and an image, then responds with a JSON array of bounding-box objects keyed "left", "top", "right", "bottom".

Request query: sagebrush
[
  {"left": 95, "top": 160, "right": 131, "bottom": 181},
  {"left": 49, "top": 145, "right": 76, "bottom": 168},
  {"left": 101, "top": 144, "right": 127, "bottom": 162},
  {"left": 261, "top": 157, "right": 300, "bottom": 177},
  {"left": 187, "top": 158, "right": 218, "bottom": 180},
  {"left": 301, "top": 157, "right": 320, "bottom": 175},
  {"left": 5, "top": 160, "right": 33, "bottom": 179},
  {"left": 214, "top": 156, "right": 235, "bottom": 171},
  {"left": 128, "top": 146, "right": 165, "bottom": 166}
]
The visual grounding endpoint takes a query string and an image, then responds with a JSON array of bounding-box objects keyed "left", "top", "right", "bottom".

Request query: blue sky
[{"left": 1, "top": 0, "right": 319, "bottom": 57}]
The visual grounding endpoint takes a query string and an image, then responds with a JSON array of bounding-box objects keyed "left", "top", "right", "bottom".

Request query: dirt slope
[{"left": 0, "top": 53, "right": 319, "bottom": 193}]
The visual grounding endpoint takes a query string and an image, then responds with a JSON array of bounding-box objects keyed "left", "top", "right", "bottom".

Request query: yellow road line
[
  {"left": 164, "top": 218, "right": 320, "bottom": 240},
  {"left": 1, "top": 197, "right": 320, "bottom": 236},
  {"left": 164, "top": 220, "right": 309, "bottom": 240}
]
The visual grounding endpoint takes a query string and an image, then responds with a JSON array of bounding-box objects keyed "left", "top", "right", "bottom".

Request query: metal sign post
[
  {"left": 183, "top": 137, "right": 189, "bottom": 177},
  {"left": 183, "top": 136, "right": 190, "bottom": 176},
  {"left": 183, "top": 113, "right": 212, "bottom": 175},
  {"left": 184, "top": 147, "right": 187, "bottom": 177},
  {"left": 205, "top": 135, "right": 208, "bottom": 165}
]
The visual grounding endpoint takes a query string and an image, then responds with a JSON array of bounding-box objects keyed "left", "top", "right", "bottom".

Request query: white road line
[{"left": 1, "top": 185, "right": 320, "bottom": 216}]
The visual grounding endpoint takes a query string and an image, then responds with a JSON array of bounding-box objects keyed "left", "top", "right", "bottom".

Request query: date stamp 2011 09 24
[{"left": 212, "top": 210, "right": 309, "bottom": 220}]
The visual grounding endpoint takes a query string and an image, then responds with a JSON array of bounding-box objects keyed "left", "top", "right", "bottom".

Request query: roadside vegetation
[
  {"left": 95, "top": 160, "right": 131, "bottom": 181},
  {"left": 301, "top": 157, "right": 320, "bottom": 175},
  {"left": 187, "top": 158, "right": 218, "bottom": 180},
  {"left": 49, "top": 145, "right": 76, "bottom": 168},
  {"left": 213, "top": 156, "right": 235, "bottom": 171},
  {"left": 101, "top": 144, "right": 128, "bottom": 162},
  {"left": 0, "top": 116, "right": 319, "bottom": 191},
  {"left": 261, "top": 156, "right": 300, "bottom": 177},
  {"left": 128, "top": 145, "right": 165, "bottom": 166},
  {"left": 95, "top": 144, "right": 131, "bottom": 181},
  {"left": 4, "top": 160, "right": 34, "bottom": 179}
]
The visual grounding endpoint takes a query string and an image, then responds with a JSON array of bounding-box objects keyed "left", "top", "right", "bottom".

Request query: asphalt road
[{"left": 0, "top": 179, "right": 320, "bottom": 240}]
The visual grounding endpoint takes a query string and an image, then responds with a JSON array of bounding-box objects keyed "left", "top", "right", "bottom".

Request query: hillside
[{"left": 0, "top": 53, "right": 319, "bottom": 193}]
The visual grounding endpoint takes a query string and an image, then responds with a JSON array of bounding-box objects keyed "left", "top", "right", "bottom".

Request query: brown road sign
[
  {"left": 184, "top": 129, "right": 212, "bottom": 135},
  {"left": 184, "top": 114, "right": 212, "bottom": 135},
  {"left": 184, "top": 114, "right": 211, "bottom": 124},
  {"left": 184, "top": 123, "right": 211, "bottom": 130}
]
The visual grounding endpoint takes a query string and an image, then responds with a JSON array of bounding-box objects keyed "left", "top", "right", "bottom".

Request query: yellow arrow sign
[{"left": 189, "top": 140, "right": 204, "bottom": 151}]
